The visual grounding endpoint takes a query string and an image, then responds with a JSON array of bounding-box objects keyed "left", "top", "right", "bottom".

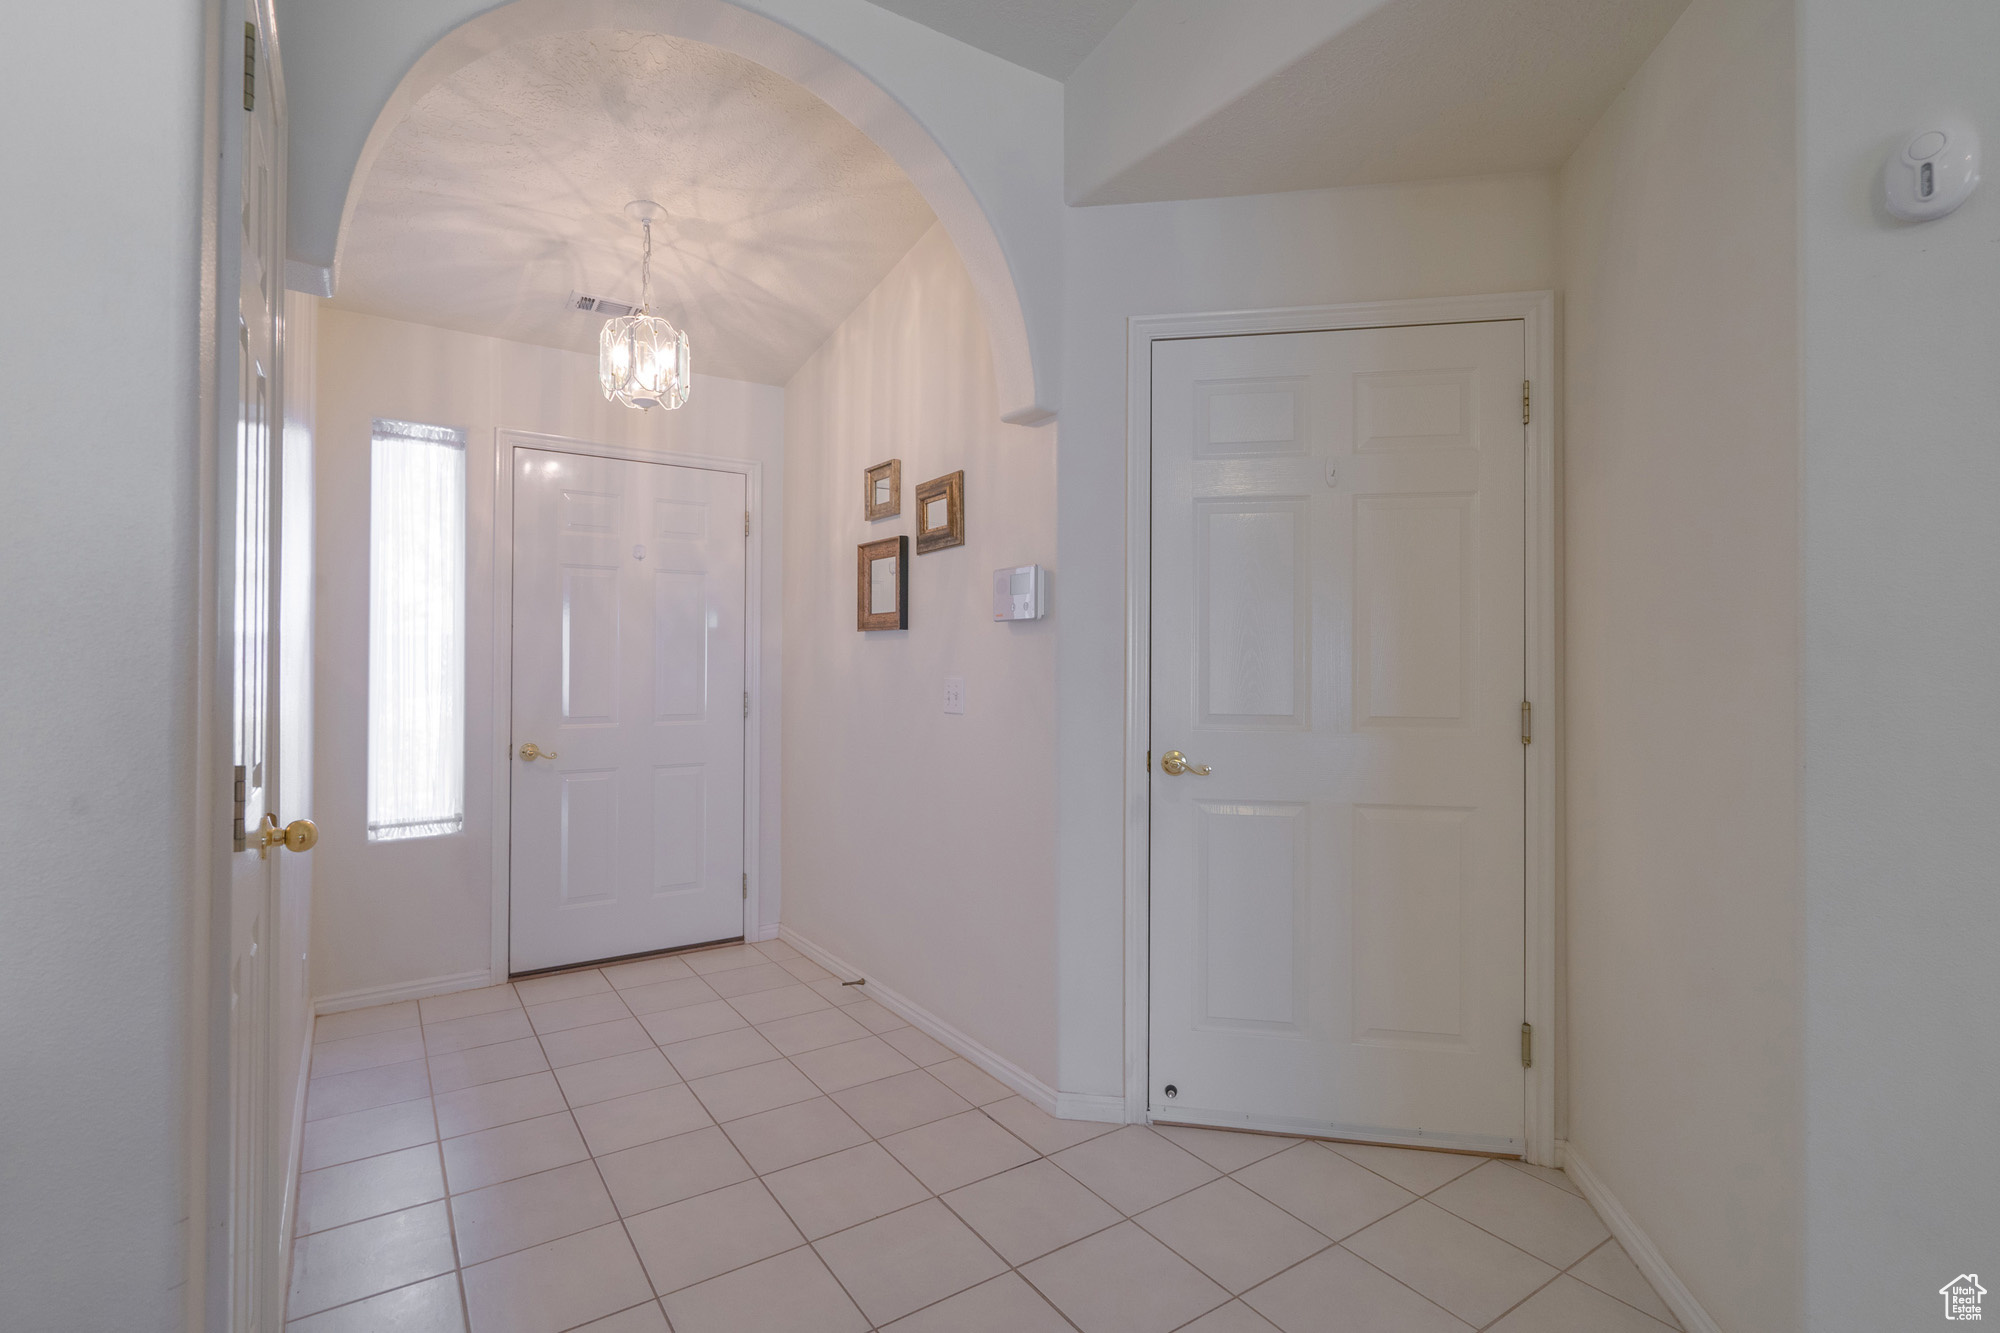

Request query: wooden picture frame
[
  {"left": 914, "top": 470, "right": 965, "bottom": 554},
  {"left": 857, "top": 535, "right": 908, "bottom": 630},
  {"left": 864, "top": 458, "right": 901, "bottom": 521}
]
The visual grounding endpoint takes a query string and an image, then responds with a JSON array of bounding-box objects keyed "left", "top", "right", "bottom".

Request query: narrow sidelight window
[{"left": 367, "top": 419, "right": 466, "bottom": 841}]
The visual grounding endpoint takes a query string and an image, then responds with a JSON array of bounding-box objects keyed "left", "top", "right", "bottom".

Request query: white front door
[
  {"left": 1149, "top": 321, "right": 1527, "bottom": 1152},
  {"left": 509, "top": 448, "right": 748, "bottom": 972}
]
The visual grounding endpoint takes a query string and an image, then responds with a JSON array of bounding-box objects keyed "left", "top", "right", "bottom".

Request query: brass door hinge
[
  {"left": 743, "top": 691, "right": 750, "bottom": 719},
  {"left": 243, "top": 23, "right": 256, "bottom": 110},
  {"left": 742, "top": 873, "right": 748, "bottom": 900},
  {"left": 1145, "top": 749, "right": 1151, "bottom": 772},
  {"left": 744, "top": 511, "right": 751, "bottom": 537},
  {"left": 1521, "top": 700, "right": 1532, "bottom": 745},
  {"left": 232, "top": 763, "right": 249, "bottom": 851},
  {"left": 1521, "top": 1022, "right": 1533, "bottom": 1068},
  {"left": 1522, "top": 380, "right": 1531, "bottom": 425}
]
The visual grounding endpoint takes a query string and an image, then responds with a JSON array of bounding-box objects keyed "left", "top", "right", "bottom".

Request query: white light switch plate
[{"left": 943, "top": 676, "right": 966, "bottom": 714}]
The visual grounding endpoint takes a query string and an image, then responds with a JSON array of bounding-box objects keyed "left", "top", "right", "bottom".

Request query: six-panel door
[
  {"left": 1150, "top": 322, "right": 1528, "bottom": 1152},
  {"left": 510, "top": 448, "right": 748, "bottom": 972}
]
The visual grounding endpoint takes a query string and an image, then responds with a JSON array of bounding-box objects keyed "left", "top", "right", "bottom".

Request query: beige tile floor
[{"left": 288, "top": 939, "right": 1682, "bottom": 1333}]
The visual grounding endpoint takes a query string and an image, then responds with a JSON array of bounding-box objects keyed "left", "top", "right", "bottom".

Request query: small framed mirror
[
  {"left": 864, "top": 459, "right": 901, "bottom": 521},
  {"left": 857, "top": 535, "right": 908, "bottom": 630},
  {"left": 915, "top": 470, "right": 965, "bottom": 554}
]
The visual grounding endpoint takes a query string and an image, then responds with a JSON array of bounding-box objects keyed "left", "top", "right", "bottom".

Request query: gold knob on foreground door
[
  {"left": 518, "top": 742, "right": 559, "bottom": 762},
  {"left": 1159, "top": 750, "right": 1212, "bottom": 777},
  {"left": 255, "top": 813, "right": 318, "bottom": 859}
]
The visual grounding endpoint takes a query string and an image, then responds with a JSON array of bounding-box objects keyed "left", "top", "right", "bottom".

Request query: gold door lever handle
[
  {"left": 518, "top": 742, "right": 558, "bottom": 762},
  {"left": 1159, "top": 750, "right": 1211, "bottom": 777},
  {"left": 256, "top": 813, "right": 318, "bottom": 859}
]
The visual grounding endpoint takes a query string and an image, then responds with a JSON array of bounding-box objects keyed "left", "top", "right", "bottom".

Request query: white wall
[
  {"left": 782, "top": 224, "right": 1060, "bottom": 1087},
  {"left": 1556, "top": 0, "right": 1803, "bottom": 1328},
  {"left": 1798, "top": 2, "right": 2000, "bottom": 1327},
  {"left": 1055, "top": 175, "right": 1559, "bottom": 1097},
  {"left": 0, "top": 0, "right": 204, "bottom": 1325},
  {"left": 313, "top": 309, "right": 785, "bottom": 1004}
]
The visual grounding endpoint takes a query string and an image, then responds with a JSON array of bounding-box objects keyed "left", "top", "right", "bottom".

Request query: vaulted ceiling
[
  {"left": 863, "top": 0, "right": 1137, "bottom": 79},
  {"left": 1065, "top": 0, "right": 1692, "bottom": 205},
  {"left": 331, "top": 30, "right": 938, "bottom": 385}
]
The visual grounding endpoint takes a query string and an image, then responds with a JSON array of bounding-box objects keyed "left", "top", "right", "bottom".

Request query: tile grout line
[
  {"left": 522, "top": 968, "right": 679, "bottom": 1332},
  {"left": 448, "top": 972, "right": 1244, "bottom": 1329},
  {"left": 329, "top": 959, "right": 1666, "bottom": 1333},
  {"left": 607, "top": 945, "right": 1094, "bottom": 1330},
  {"left": 416, "top": 1020, "right": 477, "bottom": 1333},
  {"left": 1225, "top": 1146, "right": 1618, "bottom": 1327},
  {"left": 426, "top": 975, "right": 530, "bottom": 1332},
  {"left": 717, "top": 945, "right": 1000, "bottom": 1332},
  {"left": 284, "top": 1019, "right": 459, "bottom": 1328},
  {"left": 670, "top": 950, "right": 882, "bottom": 1330},
  {"left": 1262, "top": 1156, "right": 1556, "bottom": 1331},
  {"left": 1513, "top": 1233, "right": 1680, "bottom": 1332}
]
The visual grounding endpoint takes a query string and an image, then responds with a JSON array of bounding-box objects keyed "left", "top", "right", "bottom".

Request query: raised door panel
[
  {"left": 1197, "top": 501, "right": 1309, "bottom": 727},
  {"left": 559, "top": 771, "right": 618, "bottom": 905},
  {"left": 1355, "top": 369, "right": 1475, "bottom": 451},
  {"left": 651, "top": 569, "right": 708, "bottom": 720},
  {"left": 1194, "top": 801, "right": 1310, "bottom": 1036},
  {"left": 1350, "top": 804, "right": 1472, "bottom": 1050},
  {"left": 1195, "top": 377, "right": 1309, "bottom": 458},
  {"left": 562, "top": 488, "right": 621, "bottom": 533},
  {"left": 561, "top": 566, "right": 621, "bottom": 724},
  {"left": 1353, "top": 497, "right": 1473, "bottom": 728},
  {"left": 651, "top": 766, "right": 706, "bottom": 895}
]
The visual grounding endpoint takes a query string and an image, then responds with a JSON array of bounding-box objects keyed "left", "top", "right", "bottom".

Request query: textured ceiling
[
  {"left": 862, "top": 0, "right": 1137, "bottom": 78},
  {"left": 332, "top": 31, "right": 937, "bottom": 385}
]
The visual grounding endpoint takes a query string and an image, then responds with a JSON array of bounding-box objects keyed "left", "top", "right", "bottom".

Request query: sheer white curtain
[{"left": 367, "top": 420, "right": 466, "bottom": 841}]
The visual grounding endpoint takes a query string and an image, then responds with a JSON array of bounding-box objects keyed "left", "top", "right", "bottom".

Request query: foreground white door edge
[
  {"left": 509, "top": 448, "right": 749, "bottom": 973},
  {"left": 204, "top": 4, "right": 308, "bottom": 1328},
  {"left": 1148, "top": 321, "right": 1527, "bottom": 1153}
]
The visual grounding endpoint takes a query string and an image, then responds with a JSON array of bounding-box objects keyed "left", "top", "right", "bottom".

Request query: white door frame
[
  {"left": 1123, "top": 292, "right": 1559, "bottom": 1166},
  {"left": 488, "top": 428, "right": 767, "bottom": 979}
]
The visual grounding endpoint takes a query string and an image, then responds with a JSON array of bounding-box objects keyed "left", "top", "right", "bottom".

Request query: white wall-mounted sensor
[
  {"left": 1884, "top": 118, "right": 1981, "bottom": 221},
  {"left": 993, "top": 565, "right": 1046, "bottom": 620}
]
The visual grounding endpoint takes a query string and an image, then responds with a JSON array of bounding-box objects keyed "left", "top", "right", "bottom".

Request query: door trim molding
[
  {"left": 1122, "top": 291, "right": 1559, "bottom": 1164},
  {"left": 488, "top": 429, "right": 767, "bottom": 981}
]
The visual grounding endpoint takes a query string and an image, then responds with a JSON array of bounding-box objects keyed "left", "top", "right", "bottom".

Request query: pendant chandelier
[{"left": 599, "top": 201, "right": 691, "bottom": 411}]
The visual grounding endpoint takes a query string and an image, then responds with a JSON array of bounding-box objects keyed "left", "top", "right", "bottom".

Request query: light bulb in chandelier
[{"left": 600, "top": 201, "right": 691, "bottom": 411}]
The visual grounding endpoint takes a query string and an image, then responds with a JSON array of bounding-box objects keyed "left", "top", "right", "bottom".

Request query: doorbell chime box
[{"left": 993, "top": 565, "right": 1046, "bottom": 621}]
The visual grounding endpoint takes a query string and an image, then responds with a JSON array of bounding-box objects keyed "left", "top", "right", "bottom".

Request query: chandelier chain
[{"left": 640, "top": 219, "right": 652, "bottom": 314}]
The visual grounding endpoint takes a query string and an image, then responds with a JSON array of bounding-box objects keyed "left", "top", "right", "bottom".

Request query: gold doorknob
[
  {"left": 1159, "top": 750, "right": 1212, "bottom": 777},
  {"left": 518, "top": 742, "right": 559, "bottom": 762},
  {"left": 256, "top": 813, "right": 318, "bottom": 859}
]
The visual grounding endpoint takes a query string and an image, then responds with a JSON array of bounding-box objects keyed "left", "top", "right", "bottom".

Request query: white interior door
[
  {"left": 1149, "top": 321, "right": 1527, "bottom": 1153},
  {"left": 217, "top": 6, "right": 296, "bottom": 1327},
  {"left": 510, "top": 448, "right": 748, "bottom": 972}
]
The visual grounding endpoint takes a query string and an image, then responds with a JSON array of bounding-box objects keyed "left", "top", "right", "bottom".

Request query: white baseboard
[
  {"left": 314, "top": 969, "right": 495, "bottom": 1015},
  {"left": 779, "top": 926, "right": 1093, "bottom": 1121},
  {"left": 1559, "top": 1141, "right": 1722, "bottom": 1333},
  {"left": 1055, "top": 1091, "right": 1128, "bottom": 1124},
  {"left": 748, "top": 922, "right": 782, "bottom": 943}
]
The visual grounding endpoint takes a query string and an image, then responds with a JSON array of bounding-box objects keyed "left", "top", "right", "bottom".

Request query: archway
[{"left": 292, "top": 0, "right": 1057, "bottom": 422}]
